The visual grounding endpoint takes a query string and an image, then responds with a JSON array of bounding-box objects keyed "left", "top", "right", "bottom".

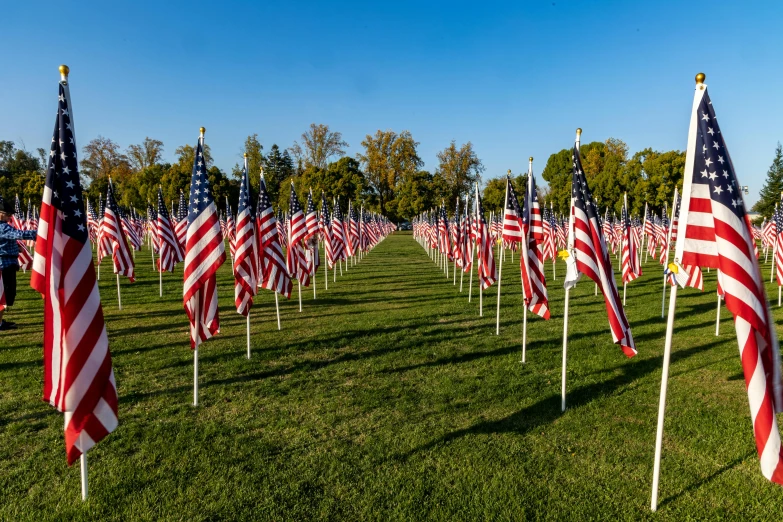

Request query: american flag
[
  {"left": 233, "top": 159, "right": 257, "bottom": 315},
  {"left": 286, "top": 184, "right": 310, "bottom": 286},
  {"left": 675, "top": 83, "right": 783, "bottom": 483},
  {"left": 30, "top": 78, "right": 117, "bottom": 465},
  {"left": 502, "top": 177, "right": 524, "bottom": 243},
  {"left": 156, "top": 186, "right": 182, "bottom": 272},
  {"left": 475, "top": 188, "right": 497, "bottom": 289},
  {"left": 438, "top": 204, "right": 451, "bottom": 258},
  {"left": 183, "top": 134, "right": 226, "bottom": 348},
  {"left": 345, "top": 200, "right": 356, "bottom": 257},
  {"left": 542, "top": 205, "right": 556, "bottom": 261},
  {"left": 175, "top": 189, "right": 188, "bottom": 252},
  {"left": 320, "top": 192, "right": 334, "bottom": 269},
  {"left": 775, "top": 197, "right": 783, "bottom": 287},
  {"left": 225, "top": 199, "right": 236, "bottom": 260},
  {"left": 11, "top": 194, "right": 34, "bottom": 270},
  {"left": 658, "top": 206, "right": 670, "bottom": 265},
  {"left": 521, "top": 172, "right": 549, "bottom": 318},
  {"left": 451, "top": 198, "right": 463, "bottom": 266},
  {"left": 670, "top": 192, "right": 681, "bottom": 243},
  {"left": 86, "top": 197, "right": 99, "bottom": 243},
  {"left": 566, "top": 143, "right": 635, "bottom": 356},
  {"left": 304, "top": 189, "right": 319, "bottom": 242},
  {"left": 100, "top": 181, "right": 135, "bottom": 281},
  {"left": 257, "top": 174, "right": 291, "bottom": 298},
  {"left": 276, "top": 207, "right": 287, "bottom": 249},
  {"left": 621, "top": 197, "right": 641, "bottom": 283},
  {"left": 146, "top": 201, "right": 157, "bottom": 251},
  {"left": 331, "top": 198, "right": 347, "bottom": 262},
  {"left": 119, "top": 206, "right": 141, "bottom": 252}
]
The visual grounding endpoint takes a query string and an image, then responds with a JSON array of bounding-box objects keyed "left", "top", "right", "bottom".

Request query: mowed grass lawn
[{"left": 2, "top": 231, "right": 783, "bottom": 520}]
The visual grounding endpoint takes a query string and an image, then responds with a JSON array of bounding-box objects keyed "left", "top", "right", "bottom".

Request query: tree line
[{"left": 4, "top": 125, "right": 779, "bottom": 223}]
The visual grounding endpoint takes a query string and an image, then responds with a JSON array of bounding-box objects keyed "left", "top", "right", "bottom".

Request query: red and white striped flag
[
  {"left": 286, "top": 184, "right": 310, "bottom": 287},
  {"left": 175, "top": 190, "right": 188, "bottom": 253},
  {"left": 257, "top": 174, "right": 292, "bottom": 298},
  {"left": 520, "top": 170, "right": 549, "bottom": 318},
  {"left": 565, "top": 139, "right": 635, "bottom": 356},
  {"left": 674, "top": 79, "right": 783, "bottom": 482},
  {"left": 100, "top": 181, "right": 135, "bottom": 281},
  {"left": 319, "top": 192, "right": 334, "bottom": 269},
  {"left": 183, "top": 133, "right": 226, "bottom": 348},
  {"left": 621, "top": 195, "right": 641, "bottom": 283},
  {"left": 233, "top": 158, "right": 257, "bottom": 315},
  {"left": 31, "top": 76, "right": 118, "bottom": 465},
  {"left": 475, "top": 187, "right": 497, "bottom": 289},
  {"left": 156, "top": 186, "right": 183, "bottom": 272}
]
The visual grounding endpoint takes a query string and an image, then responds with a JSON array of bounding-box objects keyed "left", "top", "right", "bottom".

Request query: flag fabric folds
[
  {"left": 257, "top": 175, "right": 292, "bottom": 299},
  {"left": 675, "top": 84, "right": 783, "bottom": 483},
  {"left": 566, "top": 144, "right": 635, "bottom": 356},
  {"left": 156, "top": 187, "right": 183, "bottom": 272},
  {"left": 475, "top": 189, "right": 497, "bottom": 290},
  {"left": 183, "top": 136, "right": 226, "bottom": 348},
  {"left": 30, "top": 80, "right": 118, "bottom": 465},
  {"left": 233, "top": 161, "right": 257, "bottom": 315},
  {"left": 101, "top": 181, "right": 135, "bottom": 282}
]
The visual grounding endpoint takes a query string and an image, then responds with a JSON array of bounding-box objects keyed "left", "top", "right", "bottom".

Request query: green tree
[
  {"left": 289, "top": 123, "right": 348, "bottom": 170},
  {"left": 263, "top": 144, "right": 294, "bottom": 208},
  {"left": 231, "top": 134, "right": 264, "bottom": 191},
  {"left": 395, "top": 170, "right": 435, "bottom": 220},
  {"left": 358, "top": 130, "right": 422, "bottom": 219},
  {"left": 126, "top": 137, "right": 164, "bottom": 171},
  {"left": 753, "top": 143, "right": 783, "bottom": 218},
  {"left": 482, "top": 177, "right": 507, "bottom": 215},
  {"left": 80, "top": 136, "right": 129, "bottom": 183},
  {"left": 435, "top": 141, "right": 484, "bottom": 205}
]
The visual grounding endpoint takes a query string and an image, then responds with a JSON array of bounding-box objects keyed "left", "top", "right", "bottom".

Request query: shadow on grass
[
  {"left": 398, "top": 339, "right": 721, "bottom": 461},
  {"left": 656, "top": 451, "right": 755, "bottom": 509}
]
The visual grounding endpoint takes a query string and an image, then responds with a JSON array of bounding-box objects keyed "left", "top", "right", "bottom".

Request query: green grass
[{"left": 2, "top": 231, "right": 783, "bottom": 520}]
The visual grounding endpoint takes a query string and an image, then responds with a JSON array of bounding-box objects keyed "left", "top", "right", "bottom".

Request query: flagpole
[
  {"left": 562, "top": 127, "right": 580, "bottom": 412},
  {"left": 275, "top": 292, "right": 281, "bottom": 330},
  {"left": 651, "top": 72, "right": 706, "bottom": 512},
  {"left": 715, "top": 293, "right": 721, "bottom": 336},
  {"left": 496, "top": 177, "right": 509, "bottom": 335},
  {"left": 298, "top": 281, "right": 302, "bottom": 312},
  {"left": 312, "top": 248, "right": 317, "bottom": 299},
  {"left": 246, "top": 312, "right": 251, "bottom": 359},
  {"left": 80, "top": 451, "right": 88, "bottom": 501},
  {"left": 159, "top": 265, "right": 163, "bottom": 298},
  {"left": 469, "top": 214, "right": 475, "bottom": 302},
  {"left": 521, "top": 301, "right": 528, "bottom": 364},
  {"left": 116, "top": 274, "right": 122, "bottom": 310}
]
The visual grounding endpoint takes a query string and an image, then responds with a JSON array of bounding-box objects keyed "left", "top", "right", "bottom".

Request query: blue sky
[{"left": 2, "top": 0, "right": 781, "bottom": 205}]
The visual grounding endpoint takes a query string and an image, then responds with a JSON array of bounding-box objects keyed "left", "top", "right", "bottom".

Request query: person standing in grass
[{"left": 0, "top": 195, "right": 37, "bottom": 330}]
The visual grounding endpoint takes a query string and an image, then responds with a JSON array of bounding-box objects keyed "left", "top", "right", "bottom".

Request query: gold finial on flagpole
[
  {"left": 243, "top": 153, "right": 248, "bottom": 158},
  {"left": 199, "top": 127, "right": 206, "bottom": 136},
  {"left": 695, "top": 73, "right": 705, "bottom": 84},
  {"left": 59, "top": 65, "right": 69, "bottom": 83},
  {"left": 576, "top": 128, "right": 582, "bottom": 136},
  {"left": 529, "top": 157, "right": 533, "bottom": 162},
  {"left": 507, "top": 169, "right": 512, "bottom": 176}
]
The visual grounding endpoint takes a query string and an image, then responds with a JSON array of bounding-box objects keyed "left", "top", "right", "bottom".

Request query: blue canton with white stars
[
  {"left": 46, "top": 84, "right": 87, "bottom": 242},
  {"left": 571, "top": 145, "right": 600, "bottom": 223},
  {"left": 188, "top": 139, "right": 214, "bottom": 225},
  {"left": 238, "top": 164, "right": 253, "bottom": 219},
  {"left": 693, "top": 89, "right": 746, "bottom": 218}
]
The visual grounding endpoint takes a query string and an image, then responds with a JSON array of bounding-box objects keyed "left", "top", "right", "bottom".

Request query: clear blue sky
[{"left": 2, "top": 0, "right": 781, "bottom": 205}]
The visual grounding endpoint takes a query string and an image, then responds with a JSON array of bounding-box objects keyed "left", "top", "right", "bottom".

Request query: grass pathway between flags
[{"left": 1, "top": 231, "right": 783, "bottom": 520}]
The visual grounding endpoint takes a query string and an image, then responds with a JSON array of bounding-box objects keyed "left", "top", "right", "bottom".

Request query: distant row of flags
[
  {"left": 413, "top": 77, "right": 783, "bottom": 510},
  {"left": 18, "top": 67, "right": 394, "bottom": 501}
]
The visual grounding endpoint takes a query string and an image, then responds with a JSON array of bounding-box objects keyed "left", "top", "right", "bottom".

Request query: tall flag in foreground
[
  {"left": 233, "top": 156, "right": 257, "bottom": 315},
  {"left": 102, "top": 180, "right": 135, "bottom": 281},
  {"left": 564, "top": 131, "right": 635, "bottom": 357},
  {"left": 257, "top": 172, "right": 292, "bottom": 298},
  {"left": 183, "top": 129, "right": 226, "bottom": 348},
  {"left": 475, "top": 186, "right": 497, "bottom": 289},
  {"left": 654, "top": 76, "right": 783, "bottom": 503},
  {"left": 30, "top": 66, "right": 118, "bottom": 469},
  {"left": 156, "top": 187, "right": 182, "bottom": 272}
]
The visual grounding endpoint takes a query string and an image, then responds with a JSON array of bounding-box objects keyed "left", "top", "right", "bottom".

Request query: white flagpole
[
  {"left": 521, "top": 302, "right": 528, "bottom": 364},
  {"left": 246, "top": 312, "right": 251, "bottom": 359},
  {"left": 715, "top": 293, "right": 721, "bottom": 336},
  {"left": 496, "top": 177, "right": 509, "bottom": 335},
  {"left": 324, "top": 240, "right": 328, "bottom": 290},
  {"left": 298, "top": 281, "right": 302, "bottom": 312},
  {"left": 275, "top": 292, "right": 281, "bottom": 330},
  {"left": 116, "top": 274, "right": 122, "bottom": 310},
  {"left": 194, "top": 298, "right": 200, "bottom": 407},
  {"left": 80, "top": 451, "right": 88, "bottom": 501},
  {"left": 651, "top": 72, "right": 705, "bottom": 512},
  {"left": 159, "top": 266, "right": 162, "bottom": 298},
  {"left": 312, "top": 249, "right": 317, "bottom": 299},
  {"left": 562, "top": 127, "right": 580, "bottom": 412},
  {"left": 151, "top": 240, "right": 155, "bottom": 270},
  {"left": 468, "top": 228, "right": 475, "bottom": 302}
]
